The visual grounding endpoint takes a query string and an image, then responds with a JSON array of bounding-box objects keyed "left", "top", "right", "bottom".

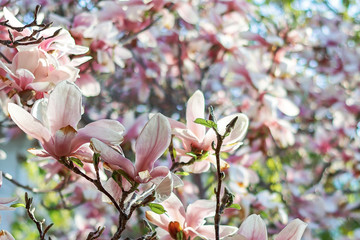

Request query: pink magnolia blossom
[
  {"left": 0, "top": 46, "right": 79, "bottom": 93},
  {"left": 228, "top": 214, "right": 307, "bottom": 240},
  {"left": 169, "top": 90, "right": 249, "bottom": 173},
  {"left": 7, "top": 80, "right": 124, "bottom": 161},
  {"left": 0, "top": 230, "right": 14, "bottom": 240},
  {"left": 146, "top": 193, "right": 237, "bottom": 240},
  {"left": 0, "top": 8, "right": 88, "bottom": 95},
  {"left": 91, "top": 113, "right": 171, "bottom": 183}
]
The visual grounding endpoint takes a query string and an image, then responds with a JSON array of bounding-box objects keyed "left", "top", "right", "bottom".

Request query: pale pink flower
[
  {"left": 7, "top": 81, "right": 124, "bottom": 161},
  {"left": 146, "top": 193, "right": 237, "bottom": 240},
  {"left": 91, "top": 113, "right": 171, "bottom": 183},
  {"left": 0, "top": 230, "right": 15, "bottom": 240},
  {"left": 169, "top": 90, "right": 249, "bottom": 173},
  {"left": 0, "top": 46, "right": 79, "bottom": 93},
  {"left": 228, "top": 214, "right": 307, "bottom": 240}
]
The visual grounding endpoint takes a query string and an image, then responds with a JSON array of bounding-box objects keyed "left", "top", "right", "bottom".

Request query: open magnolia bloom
[
  {"left": 91, "top": 113, "right": 171, "bottom": 184},
  {"left": 146, "top": 193, "right": 237, "bottom": 240},
  {"left": 168, "top": 90, "right": 249, "bottom": 173},
  {"left": 0, "top": 8, "right": 89, "bottom": 95},
  {"left": 228, "top": 214, "right": 307, "bottom": 240},
  {"left": 7, "top": 81, "right": 124, "bottom": 161}
]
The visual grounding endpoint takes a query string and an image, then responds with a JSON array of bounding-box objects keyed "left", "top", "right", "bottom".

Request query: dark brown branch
[
  {"left": 86, "top": 226, "right": 105, "bottom": 240},
  {"left": 212, "top": 116, "right": 238, "bottom": 240},
  {"left": 0, "top": 5, "right": 61, "bottom": 48},
  {"left": 59, "top": 157, "right": 122, "bottom": 213},
  {"left": 25, "top": 192, "right": 54, "bottom": 240}
]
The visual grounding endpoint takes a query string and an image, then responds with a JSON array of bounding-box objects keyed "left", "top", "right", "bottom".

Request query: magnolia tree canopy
[{"left": 0, "top": 0, "right": 359, "bottom": 239}]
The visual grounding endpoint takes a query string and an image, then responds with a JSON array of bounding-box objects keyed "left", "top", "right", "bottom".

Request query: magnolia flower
[
  {"left": 0, "top": 46, "right": 79, "bottom": 93},
  {"left": 0, "top": 8, "right": 88, "bottom": 94},
  {"left": 91, "top": 113, "right": 171, "bottom": 183},
  {"left": 228, "top": 214, "right": 307, "bottom": 240},
  {"left": 8, "top": 81, "right": 124, "bottom": 161},
  {"left": 0, "top": 230, "right": 14, "bottom": 240},
  {"left": 146, "top": 193, "right": 237, "bottom": 240},
  {"left": 169, "top": 90, "right": 249, "bottom": 173}
]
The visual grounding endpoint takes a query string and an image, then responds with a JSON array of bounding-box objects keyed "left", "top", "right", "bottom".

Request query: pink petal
[
  {"left": 135, "top": 113, "right": 171, "bottom": 173},
  {"left": 207, "top": 155, "right": 230, "bottom": 171},
  {"left": 102, "top": 178, "right": 122, "bottom": 203},
  {"left": 186, "top": 199, "right": 216, "bottom": 229},
  {"left": 70, "top": 144, "right": 94, "bottom": 163},
  {"left": 238, "top": 214, "right": 268, "bottom": 240},
  {"left": 186, "top": 90, "right": 205, "bottom": 141},
  {"left": 27, "top": 82, "right": 52, "bottom": 92},
  {"left": 216, "top": 113, "right": 249, "bottom": 152},
  {"left": 3, "top": 7, "right": 25, "bottom": 28},
  {"left": 15, "top": 69, "right": 34, "bottom": 90},
  {"left": 0, "top": 197, "right": 17, "bottom": 205},
  {"left": 145, "top": 211, "right": 171, "bottom": 232},
  {"left": 7, "top": 103, "right": 51, "bottom": 146},
  {"left": 177, "top": 3, "right": 199, "bottom": 24},
  {"left": 162, "top": 193, "right": 186, "bottom": 226},
  {"left": 274, "top": 219, "right": 307, "bottom": 240},
  {"left": 193, "top": 225, "right": 238, "bottom": 239},
  {"left": 27, "top": 148, "right": 51, "bottom": 158},
  {"left": 153, "top": 172, "right": 183, "bottom": 202},
  {"left": 12, "top": 49, "right": 39, "bottom": 73},
  {"left": 46, "top": 81, "right": 82, "bottom": 134},
  {"left": 90, "top": 138, "right": 135, "bottom": 178},
  {"left": 277, "top": 98, "right": 300, "bottom": 117},
  {"left": 226, "top": 234, "right": 248, "bottom": 240},
  {"left": 149, "top": 166, "right": 169, "bottom": 181},
  {"left": 0, "top": 229, "right": 15, "bottom": 240},
  {"left": 167, "top": 118, "right": 186, "bottom": 130},
  {"left": 52, "top": 125, "right": 78, "bottom": 158},
  {"left": 173, "top": 128, "right": 202, "bottom": 149},
  {"left": 182, "top": 159, "right": 210, "bottom": 174},
  {"left": 76, "top": 73, "right": 100, "bottom": 97},
  {"left": 75, "top": 119, "right": 125, "bottom": 149}
]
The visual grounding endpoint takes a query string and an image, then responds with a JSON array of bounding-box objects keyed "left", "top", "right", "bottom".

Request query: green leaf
[
  {"left": 148, "top": 203, "right": 167, "bottom": 214},
  {"left": 186, "top": 152, "right": 197, "bottom": 159},
  {"left": 175, "top": 171, "right": 189, "bottom": 176},
  {"left": 194, "top": 118, "right": 217, "bottom": 130},
  {"left": 228, "top": 203, "right": 241, "bottom": 210},
  {"left": 112, "top": 169, "right": 136, "bottom": 188},
  {"left": 70, "top": 157, "right": 83, "bottom": 168},
  {"left": 10, "top": 203, "right": 25, "bottom": 208},
  {"left": 176, "top": 231, "right": 185, "bottom": 240},
  {"left": 93, "top": 153, "right": 100, "bottom": 166}
]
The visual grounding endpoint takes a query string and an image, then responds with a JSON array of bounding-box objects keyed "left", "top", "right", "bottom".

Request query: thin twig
[
  {"left": 0, "top": 5, "right": 61, "bottom": 48},
  {"left": 2, "top": 172, "right": 56, "bottom": 194},
  {"left": 59, "top": 157, "right": 122, "bottom": 212},
  {"left": 25, "top": 192, "right": 54, "bottom": 240},
  {"left": 212, "top": 116, "right": 238, "bottom": 240},
  {"left": 86, "top": 226, "right": 105, "bottom": 240}
]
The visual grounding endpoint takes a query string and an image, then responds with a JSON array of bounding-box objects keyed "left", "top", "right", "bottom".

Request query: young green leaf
[
  {"left": 227, "top": 203, "right": 241, "bottom": 210},
  {"left": 194, "top": 118, "right": 217, "bottom": 130},
  {"left": 175, "top": 171, "right": 189, "bottom": 176},
  {"left": 93, "top": 153, "right": 100, "bottom": 166},
  {"left": 148, "top": 203, "right": 167, "bottom": 214},
  {"left": 70, "top": 157, "right": 84, "bottom": 168},
  {"left": 10, "top": 203, "right": 25, "bottom": 208},
  {"left": 186, "top": 152, "right": 197, "bottom": 159}
]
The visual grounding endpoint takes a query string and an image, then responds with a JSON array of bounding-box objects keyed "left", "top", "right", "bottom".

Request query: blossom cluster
[{"left": 0, "top": 0, "right": 358, "bottom": 239}]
